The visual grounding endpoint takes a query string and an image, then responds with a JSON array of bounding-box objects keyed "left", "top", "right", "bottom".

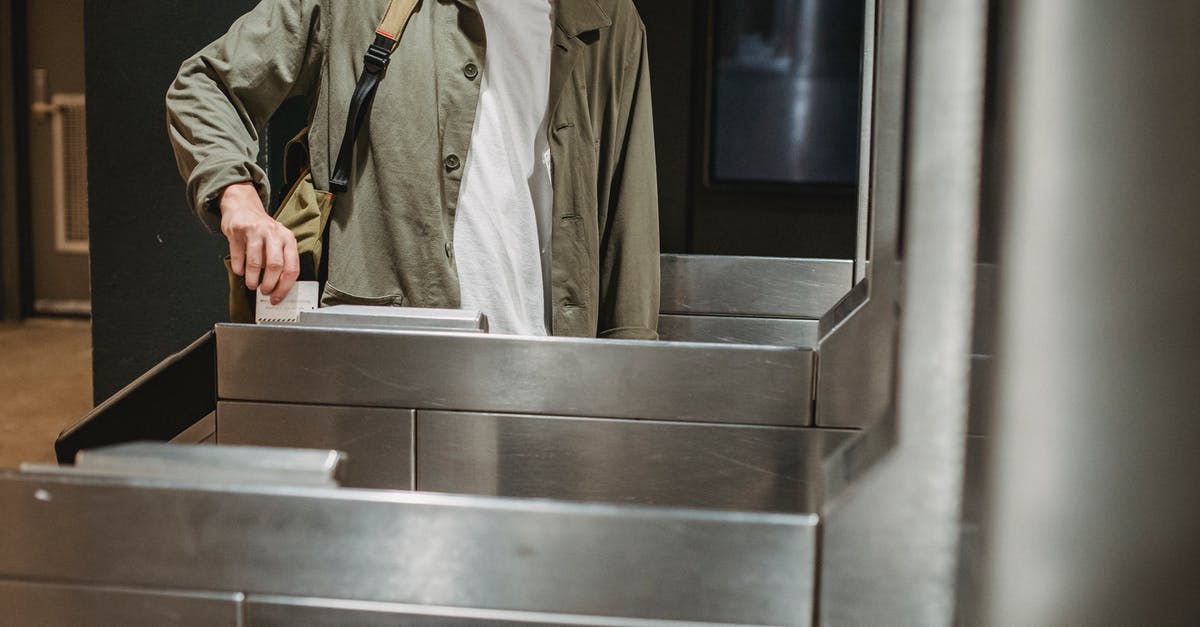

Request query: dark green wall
[{"left": 85, "top": 0, "right": 254, "bottom": 403}]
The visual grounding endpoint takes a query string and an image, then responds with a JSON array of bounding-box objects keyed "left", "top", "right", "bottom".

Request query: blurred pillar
[{"left": 984, "top": 2, "right": 1200, "bottom": 624}]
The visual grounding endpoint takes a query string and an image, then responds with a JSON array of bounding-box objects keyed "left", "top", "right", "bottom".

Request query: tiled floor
[{"left": 0, "top": 318, "right": 92, "bottom": 468}]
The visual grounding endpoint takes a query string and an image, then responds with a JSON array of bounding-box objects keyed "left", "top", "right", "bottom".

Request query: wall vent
[{"left": 50, "top": 93, "right": 89, "bottom": 254}]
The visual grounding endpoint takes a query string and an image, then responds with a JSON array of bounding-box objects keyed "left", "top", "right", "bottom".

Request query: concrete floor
[{"left": 0, "top": 318, "right": 92, "bottom": 468}]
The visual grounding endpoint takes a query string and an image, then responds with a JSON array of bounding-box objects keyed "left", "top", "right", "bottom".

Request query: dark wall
[
  {"left": 85, "top": 0, "right": 254, "bottom": 403},
  {"left": 636, "top": 0, "right": 858, "bottom": 258},
  {"left": 1, "top": 0, "right": 24, "bottom": 320},
  {"left": 634, "top": 0, "right": 695, "bottom": 254}
]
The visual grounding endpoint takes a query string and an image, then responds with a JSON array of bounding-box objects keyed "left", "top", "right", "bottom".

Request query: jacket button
[
  {"left": 463, "top": 62, "right": 479, "bottom": 80},
  {"left": 444, "top": 154, "right": 461, "bottom": 171}
]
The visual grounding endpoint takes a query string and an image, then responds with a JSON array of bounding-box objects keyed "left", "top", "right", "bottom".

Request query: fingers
[
  {"left": 243, "top": 228, "right": 264, "bottom": 291},
  {"left": 228, "top": 232, "right": 246, "bottom": 277},
  {"left": 218, "top": 185, "right": 299, "bottom": 300},
  {"left": 272, "top": 231, "right": 301, "bottom": 305},
  {"left": 259, "top": 227, "right": 285, "bottom": 298}
]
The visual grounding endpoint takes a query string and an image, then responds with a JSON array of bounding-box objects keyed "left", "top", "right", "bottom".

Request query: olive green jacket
[{"left": 167, "top": 0, "right": 660, "bottom": 339}]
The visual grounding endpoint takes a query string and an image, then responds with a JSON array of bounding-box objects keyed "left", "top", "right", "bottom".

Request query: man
[{"left": 166, "top": 0, "right": 660, "bottom": 338}]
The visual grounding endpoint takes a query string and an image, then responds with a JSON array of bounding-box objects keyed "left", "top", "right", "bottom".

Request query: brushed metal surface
[
  {"left": 39, "top": 442, "right": 343, "bottom": 487},
  {"left": 985, "top": 2, "right": 1200, "bottom": 624},
  {"left": 0, "top": 472, "right": 817, "bottom": 625},
  {"left": 298, "top": 305, "right": 488, "bottom": 333},
  {"left": 217, "top": 326, "right": 814, "bottom": 426},
  {"left": 659, "top": 254, "right": 851, "bottom": 318},
  {"left": 657, "top": 314, "right": 818, "bottom": 347},
  {"left": 853, "top": 0, "right": 877, "bottom": 283},
  {"left": 416, "top": 411, "right": 856, "bottom": 513},
  {"left": 954, "top": 436, "right": 987, "bottom": 626},
  {"left": 217, "top": 402, "right": 414, "bottom": 490},
  {"left": 820, "top": 0, "right": 984, "bottom": 624},
  {"left": 966, "top": 355, "right": 992, "bottom": 436},
  {"left": 0, "top": 580, "right": 241, "bottom": 626},
  {"left": 245, "top": 596, "right": 735, "bottom": 626},
  {"left": 814, "top": 276, "right": 898, "bottom": 429}
]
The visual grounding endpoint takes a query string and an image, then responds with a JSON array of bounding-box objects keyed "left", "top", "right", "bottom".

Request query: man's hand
[{"left": 219, "top": 182, "right": 299, "bottom": 305}]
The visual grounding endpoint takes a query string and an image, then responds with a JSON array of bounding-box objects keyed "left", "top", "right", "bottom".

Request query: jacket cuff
[
  {"left": 598, "top": 326, "right": 659, "bottom": 341},
  {"left": 188, "top": 158, "right": 269, "bottom": 233}
]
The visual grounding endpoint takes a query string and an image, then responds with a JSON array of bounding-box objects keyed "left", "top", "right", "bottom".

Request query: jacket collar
[{"left": 555, "top": 0, "right": 612, "bottom": 38}]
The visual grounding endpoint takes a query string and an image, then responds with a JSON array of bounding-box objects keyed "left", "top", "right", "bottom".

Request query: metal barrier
[
  {"left": 0, "top": 443, "right": 819, "bottom": 626},
  {"left": 214, "top": 322, "right": 848, "bottom": 499}
]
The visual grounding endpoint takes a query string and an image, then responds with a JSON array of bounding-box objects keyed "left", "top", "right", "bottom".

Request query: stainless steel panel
[
  {"left": 970, "top": 263, "right": 996, "bottom": 355},
  {"left": 0, "top": 580, "right": 241, "bottom": 627},
  {"left": 814, "top": 276, "right": 898, "bottom": 428},
  {"left": 246, "top": 596, "right": 732, "bottom": 626},
  {"left": 218, "top": 402, "right": 414, "bottom": 490},
  {"left": 820, "top": 0, "right": 985, "bottom": 624},
  {"left": 659, "top": 254, "right": 851, "bottom": 318},
  {"left": 217, "top": 326, "right": 814, "bottom": 426},
  {"left": 170, "top": 411, "right": 216, "bottom": 445},
  {"left": 820, "top": 416, "right": 895, "bottom": 505},
  {"left": 416, "top": 411, "right": 856, "bottom": 513},
  {"left": 854, "top": 0, "right": 877, "bottom": 284},
  {"left": 0, "top": 472, "right": 817, "bottom": 625},
  {"left": 298, "top": 305, "right": 488, "bottom": 333},
  {"left": 984, "top": 2, "right": 1200, "bottom": 625},
  {"left": 29, "top": 442, "right": 343, "bottom": 487},
  {"left": 966, "top": 355, "right": 992, "bottom": 436},
  {"left": 657, "top": 314, "right": 818, "bottom": 347}
]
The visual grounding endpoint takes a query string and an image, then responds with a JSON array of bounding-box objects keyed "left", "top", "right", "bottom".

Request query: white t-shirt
[{"left": 453, "top": 0, "right": 555, "bottom": 335}]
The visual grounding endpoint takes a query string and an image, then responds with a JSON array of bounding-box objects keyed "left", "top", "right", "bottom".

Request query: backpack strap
[{"left": 329, "top": 0, "right": 421, "bottom": 193}]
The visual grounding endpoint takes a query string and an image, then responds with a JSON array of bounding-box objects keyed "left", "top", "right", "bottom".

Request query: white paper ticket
[{"left": 255, "top": 281, "right": 319, "bottom": 323}]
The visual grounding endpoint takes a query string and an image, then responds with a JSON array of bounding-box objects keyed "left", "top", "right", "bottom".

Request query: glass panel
[{"left": 711, "top": 0, "right": 865, "bottom": 185}]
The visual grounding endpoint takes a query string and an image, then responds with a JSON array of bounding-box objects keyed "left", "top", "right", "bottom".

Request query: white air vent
[{"left": 50, "top": 93, "right": 89, "bottom": 254}]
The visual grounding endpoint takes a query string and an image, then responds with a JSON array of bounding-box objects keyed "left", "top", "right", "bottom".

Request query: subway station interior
[{"left": 0, "top": 0, "right": 1198, "bottom": 625}]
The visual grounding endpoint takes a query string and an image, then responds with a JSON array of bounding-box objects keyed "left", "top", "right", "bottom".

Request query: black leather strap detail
[{"left": 329, "top": 32, "right": 398, "bottom": 193}]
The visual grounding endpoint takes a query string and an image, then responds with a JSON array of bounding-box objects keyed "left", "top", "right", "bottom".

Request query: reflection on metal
[
  {"left": 658, "top": 255, "right": 850, "bottom": 346},
  {"left": 814, "top": 276, "right": 897, "bottom": 428},
  {"left": 217, "top": 402, "right": 414, "bottom": 490},
  {"left": 0, "top": 472, "right": 818, "bottom": 625},
  {"left": 657, "top": 314, "right": 817, "bottom": 346},
  {"left": 245, "top": 596, "right": 747, "bottom": 626},
  {"left": 709, "top": 0, "right": 866, "bottom": 184},
  {"left": 984, "top": 2, "right": 1200, "bottom": 624},
  {"left": 0, "top": 580, "right": 241, "bottom": 627},
  {"left": 820, "top": 409, "right": 896, "bottom": 505},
  {"left": 171, "top": 411, "right": 216, "bottom": 445},
  {"left": 217, "top": 325, "right": 814, "bottom": 426},
  {"left": 854, "top": 0, "right": 877, "bottom": 282},
  {"left": 415, "top": 411, "right": 856, "bottom": 512},
  {"left": 820, "top": 2, "right": 985, "bottom": 627},
  {"left": 297, "top": 305, "right": 488, "bottom": 333},
  {"left": 966, "top": 355, "right": 992, "bottom": 436},
  {"left": 970, "top": 263, "right": 996, "bottom": 355},
  {"left": 27, "top": 441, "right": 344, "bottom": 487},
  {"left": 659, "top": 255, "right": 850, "bottom": 318}
]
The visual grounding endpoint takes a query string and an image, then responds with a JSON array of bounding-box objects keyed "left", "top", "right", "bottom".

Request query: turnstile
[
  {"left": 1, "top": 442, "right": 821, "bottom": 626},
  {"left": 211, "top": 255, "right": 857, "bottom": 500}
]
